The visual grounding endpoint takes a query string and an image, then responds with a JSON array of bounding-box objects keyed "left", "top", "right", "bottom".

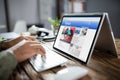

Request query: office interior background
[{"left": 0, "top": 0, "right": 120, "bottom": 38}]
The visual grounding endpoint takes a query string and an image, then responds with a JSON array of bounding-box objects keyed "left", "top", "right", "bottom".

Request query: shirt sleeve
[{"left": 0, "top": 51, "right": 17, "bottom": 80}]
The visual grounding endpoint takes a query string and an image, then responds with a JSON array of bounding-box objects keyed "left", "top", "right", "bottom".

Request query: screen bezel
[{"left": 53, "top": 14, "right": 103, "bottom": 64}]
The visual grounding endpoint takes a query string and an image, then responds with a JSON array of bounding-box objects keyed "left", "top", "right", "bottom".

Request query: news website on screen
[{"left": 54, "top": 16, "right": 101, "bottom": 62}]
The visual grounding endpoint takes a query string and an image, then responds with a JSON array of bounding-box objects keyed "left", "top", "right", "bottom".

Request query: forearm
[{"left": 0, "top": 51, "right": 17, "bottom": 80}]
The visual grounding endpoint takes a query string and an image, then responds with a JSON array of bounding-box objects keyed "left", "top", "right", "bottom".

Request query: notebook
[{"left": 27, "top": 13, "right": 118, "bottom": 71}]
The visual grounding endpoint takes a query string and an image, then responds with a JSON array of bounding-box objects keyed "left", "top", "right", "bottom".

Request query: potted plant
[{"left": 48, "top": 17, "right": 61, "bottom": 35}]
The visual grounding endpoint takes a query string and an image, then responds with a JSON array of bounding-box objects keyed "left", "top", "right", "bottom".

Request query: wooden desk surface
[{"left": 9, "top": 39, "right": 120, "bottom": 80}]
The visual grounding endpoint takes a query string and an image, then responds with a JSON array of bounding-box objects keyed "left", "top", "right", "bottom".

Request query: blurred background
[{"left": 0, "top": 0, "right": 120, "bottom": 38}]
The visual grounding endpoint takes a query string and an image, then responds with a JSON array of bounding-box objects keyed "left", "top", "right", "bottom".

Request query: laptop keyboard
[{"left": 29, "top": 44, "right": 68, "bottom": 72}]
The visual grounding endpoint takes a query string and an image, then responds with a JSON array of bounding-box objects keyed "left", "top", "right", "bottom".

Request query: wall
[
  {"left": 86, "top": 0, "right": 120, "bottom": 38},
  {"left": 7, "top": 0, "right": 56, "bottom": 31},
  {"left": 0, "top": 0, "right": 7, "bottom": 32},
  {"left": 7, "top": 0, "right": 40, "bottom": 31},
  {"left": 38, "top": 0, "right": 56, "bottom": 29}
]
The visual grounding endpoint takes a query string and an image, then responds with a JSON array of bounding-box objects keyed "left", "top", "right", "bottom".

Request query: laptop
[
  {"left": 95, "top": 13, "right": 118, "bottom": 57},
  {"left": 30, "top": 13, "right": 118, "bottom": 72}
]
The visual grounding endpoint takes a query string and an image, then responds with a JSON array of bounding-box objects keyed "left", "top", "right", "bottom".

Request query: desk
[{"left": 9, "top": 39, "right": 120, "bottom": 80}]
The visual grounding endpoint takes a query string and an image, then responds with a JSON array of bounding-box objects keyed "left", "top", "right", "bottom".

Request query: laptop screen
[{"left": 53, "top": 14, "right": 103, "bottom": 63}]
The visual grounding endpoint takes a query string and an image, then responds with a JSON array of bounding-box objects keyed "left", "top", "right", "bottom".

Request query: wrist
[
  {"left": 0, "top": 39, "right": 13, "bottom": 51},
  {"left": 9, "top": 40, "right": 27, "bottom": 62},
  {"left": 6, "top": 48, "right": 21, "bottom": 62},
  {"left": 13, "top": 50, "right": 21, "bottom": 62},
  {"left": 0, "top": 41, "right": 4, "bottom": 51},
  {"left": 0, "top": 40, "right": 8, "bottom": 51}
]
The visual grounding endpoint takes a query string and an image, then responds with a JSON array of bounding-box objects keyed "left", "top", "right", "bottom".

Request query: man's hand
[
  {"left": 13, "top": 41, "right": 46, "bottom": 62},
  {"left": 2, "top": 36, "right": 36, "bottom": 50}
]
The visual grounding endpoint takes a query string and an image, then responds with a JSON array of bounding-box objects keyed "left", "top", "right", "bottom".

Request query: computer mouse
[{"left": 54, "top": 66, "right": 88, "bottom": 80}]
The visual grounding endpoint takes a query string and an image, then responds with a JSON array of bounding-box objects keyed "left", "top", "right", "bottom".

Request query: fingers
[
  {"left": 27, "top": 41, "right": 41, "bottom": 45},
  {"left": 16, "top": 36, "right": 46, "bottom": 56},
  {"left": 24, "top": 36, "right": 36, "bottom": 41},
  {"left": 31, "top": 44, "right": 46, "bottom": 55},
  {"left": 37, "top": 49, "right": 46, "bottom": 56},
  {"left": 17, "top": 36, "right": 36, "bottom": 41},
  {"left": 28, "top": 41, "right": 46, "bottom": 55}
]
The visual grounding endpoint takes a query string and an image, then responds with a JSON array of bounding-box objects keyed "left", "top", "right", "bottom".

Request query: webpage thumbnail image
[
  {"left": 59, "top": 26, "right": 88, "bottom": 57},
  {"left": 60, "top": 26, "right": 75, "bottom": 43}
]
